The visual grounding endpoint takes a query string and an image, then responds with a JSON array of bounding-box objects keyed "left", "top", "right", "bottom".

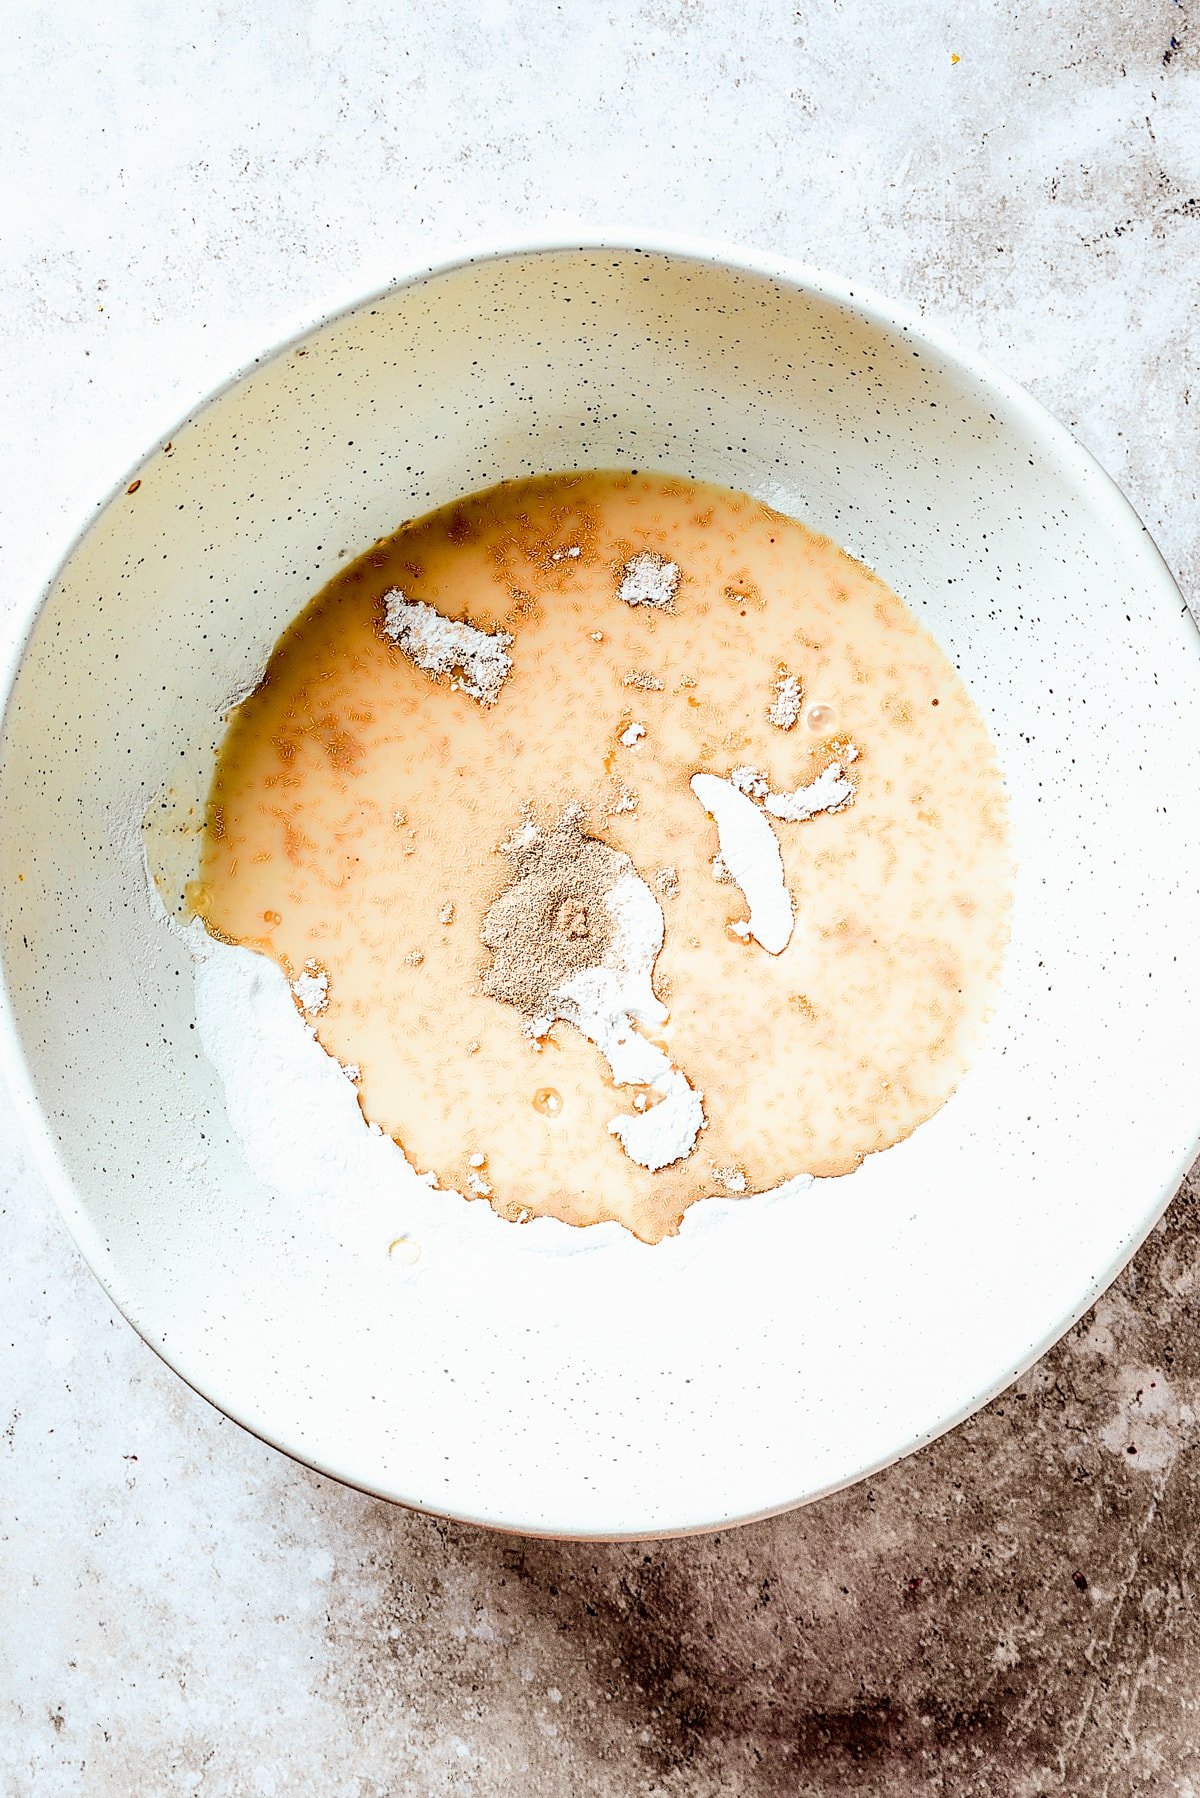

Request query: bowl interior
[{"left": 3, "top": 244, "right": 1200, "bottom": 1536}]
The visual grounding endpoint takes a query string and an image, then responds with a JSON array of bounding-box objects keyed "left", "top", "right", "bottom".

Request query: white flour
[
  {"left": 730, "top": 765, "right": 769, "bottom": 800},
  {"left": 764, "top": 760, "right": 857, "bottom": 822},
  {"left": 534, "top": 870, "right": 705, "bottom": 1172},
  {"left": 382, "top": 591, "right": 513, "bottom": 706},
  {"left": 188, "top": 922, "right": 439, "bottom": 1218},
  {"left": 731, "top": 757, "right": 858, "bottom": 822},
  {"left": 768, "top": 672, "right": 803, "bottom": 731},
  {"left": 690, "top": 773, "right": 794, "bottom": 956},
  {"left": 606, "top": 784, "right": 639, "bottom": 816},
  {"left": 292, "top": 963, "right": 329, "bottom": 1014},
  {"left": 713, "top": 1166, "right": 748, "bottom": 1194},
  {"left": 613, "top": 1070, "right": 704, "bottom": 1171},
  {"left": 618, "top": 551, "right": 680, "bottom": 610},
  {"left": 692, "top": 752, "right": 859, "bottom": 954}
]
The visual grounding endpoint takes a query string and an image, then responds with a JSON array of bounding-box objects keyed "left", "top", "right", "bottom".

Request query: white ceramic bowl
[{"left": 3, "top": 236, "right": 1200, "bottom": 1539}]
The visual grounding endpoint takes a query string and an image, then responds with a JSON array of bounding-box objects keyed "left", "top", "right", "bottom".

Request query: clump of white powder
[
  {"left": 501, "top": 818, "right": 540, "bottom": 855},
  {"left": 730, "top": 765, "right": 768, "bottom": 800},
  {"left": 691, "top": 774, "right": 794, "bottom": 956},
  {"left": 730, "top": 758, "right": 859, "bottom": 822},
  {"left": 768, "top": 672, "right": 803, "bottom": 731},
  {"left": 692, "top": 751, "right": 860, "bottom": 955},
  {"left": 292, "top": 962, "right": 329, "bottom": 1015},
  {"left": 713, "top": 1165, "right": 747, "bottom": 1194},
  {"left": 479, "top": 818, "right": 704, "bottom": 1173},
  {"left": 763, "top": 762, "right": 857, "bottom": 822},
  {"left": 618, "top": 551, "right": 680, "bottom": 610},
  {"left": 381, "top": 591, "right": 513, "bottom": 707},
  {"left": 606, "top": 784, "right": 638, "bottom": 816},
  {"left": 534, "top": 871, "right": 705, "bottom": 1172},
  {"left": 620, "top": 721, "right": 646, "bottom": 747}
]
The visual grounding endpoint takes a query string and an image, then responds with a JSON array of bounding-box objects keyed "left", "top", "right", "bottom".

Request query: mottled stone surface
[{"left": 4, "top": 0, "right": 1200, "bottom": 1791}]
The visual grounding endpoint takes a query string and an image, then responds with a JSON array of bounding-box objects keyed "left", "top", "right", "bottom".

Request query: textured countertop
[{"left": 4, "top": 2, "right": 1200, "bottom": 1792}]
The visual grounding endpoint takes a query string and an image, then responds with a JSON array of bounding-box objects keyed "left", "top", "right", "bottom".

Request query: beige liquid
[{"left": 188, "top": 471, "right": 1010, "bottom": 1243}]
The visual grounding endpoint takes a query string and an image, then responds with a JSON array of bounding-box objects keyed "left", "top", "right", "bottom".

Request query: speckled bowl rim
[{"left": 3, "top": 228, "right": 1199, "bottom": 1540}]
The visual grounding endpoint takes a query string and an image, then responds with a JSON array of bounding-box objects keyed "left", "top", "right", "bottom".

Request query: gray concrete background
[{"left": 4, "top": 1, "right": 1200, "bottom": 1791}]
